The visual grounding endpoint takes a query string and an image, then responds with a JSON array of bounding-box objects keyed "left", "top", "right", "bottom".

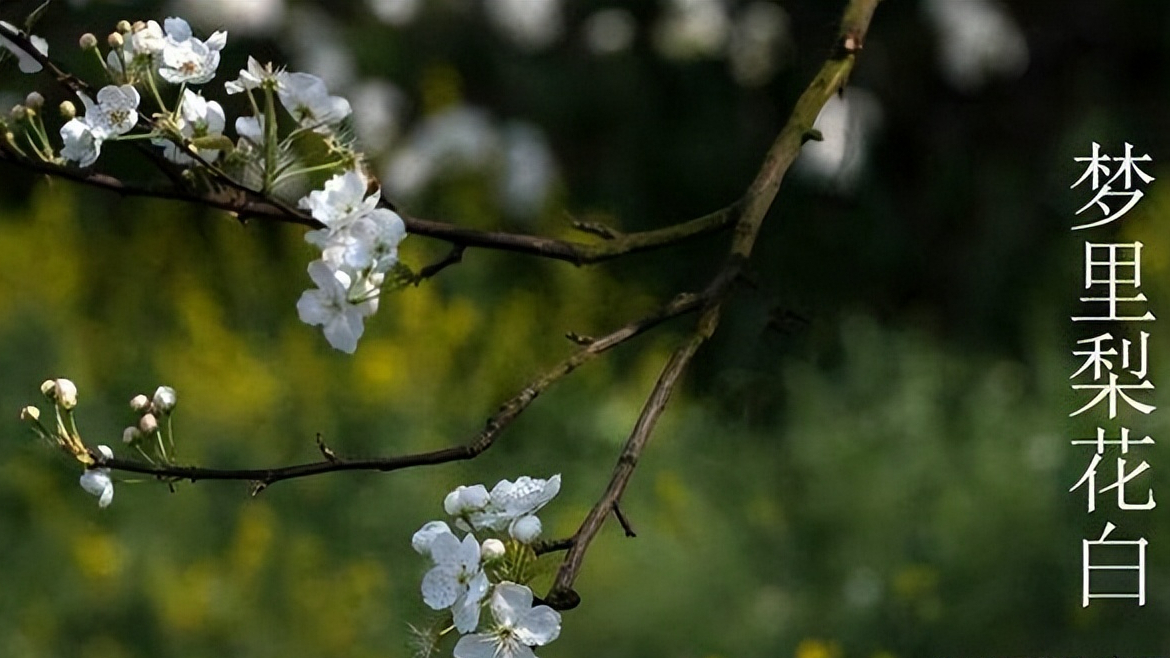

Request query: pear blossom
[
  {"left": 158, "top": 17, "right": 226, "bottom": 84},
  {"left": 60, "top": 119, "right": 101, "bottom": 167},
  {"left": 129, "top": 20, "right": 165, "bottom": 57},
  {"left": 277, "top": 72, "right": 352, "bottom": 132},
  {"left": 296, "top": 260, "right": 375, "bottom": 353},
  {"left": 0, "top": 21, "right": 48, "bottom": 73},
  {"left": 453, "top": 583, "right": 562, "bottom": 658},
  {"left": 155, "top": 90, "right": 226, "bottom": 164},
  {"left": 412, "top": 520, "right": 453, "bottom": 556},
  {"left": 225, "top": 56, "right": 280, "bottom": 94},
  {"left": 299, "top": 169, "right": 378, "bottom": 227},
  {"left": 464, "top": 475, "right": 562, "bottom": 533},
  {"left": 421, "top": 530, "right": 490, "bottom": 633},
  {"left": 81, "top": 85, "right": 141, "bottom": 138},
  {"left": 318, "top": 210, "right": 407, "bottom": 274},
  {"left": 79, "top": 445, "right": 115, "bottom": 508}
]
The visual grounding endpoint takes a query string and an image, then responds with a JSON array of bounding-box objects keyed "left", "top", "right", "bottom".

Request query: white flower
[
  {"left": 453, "top": 583, "right": 561, "bottom": 658},
  {"left": 318, "top": 210, "right": 407, "bottom": 274},
  {"left": 225, "top": 56, "right": 279, "bottom": 94},
  {"left": 79, "top": 445, "right": 115, "bottom": 508},
  {"left": 466, "top": 475, "right": 562, "bottom": 532},
  {"left": 60, "top": 119, "right": 101, "bottom": 167},
  {"left": 0, "top": 21, "right": 47, "bottom": 73},
  {"left": 152, "top": 385, "right": 177, "bottom": 414},
  {"left": 296, "top": 260, "right": 374, "bottom": 353},
  {"left": 299, "top": 170, "right": 377, "bottom": 227},
  {"left": 156, "top": 89, "right": 226, "bottom": 163},
  {"left": 412, "top": 520, "right": 453, "bottom": 556},
  {"left": 129, "top": 20, "right": 165, "bottom": 57},
  {"left": 277, "top": 71, "right": 352, "bottom": 132},
  {"left": 421, "top": 531, "right": 490, "bottom": 633},
  {"left": 81, "top": 85, "right": 141, "bottom": 139},
  {"left": 158, "top": 17, "right": 226, "bottom": 85},
  {"left": 444, "top": 484, "right": 491, "bottom": 516},
  {"left": 509, "top": 515, "right": 542, "bottom": 544}
]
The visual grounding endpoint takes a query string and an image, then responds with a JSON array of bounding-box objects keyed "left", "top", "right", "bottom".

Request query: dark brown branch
[
  {"left": 90, "top": 289, "right": 708, "bottom": 486},
  {"left": 543, "top": 0, "right": 883, "bottom": 610}
]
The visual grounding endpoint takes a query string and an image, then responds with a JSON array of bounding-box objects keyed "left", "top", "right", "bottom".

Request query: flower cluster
[
  {"left": 122, "top": 385, "right": 180, "bottom": 465},
  {"left": 19, "top": 378, "right": 116, "bottom": 507},
  {"left": 18, "top": 379, "right": 184, "bottom": 508},
  {"left": 296, "top": 169, "right": 406, "bottom": 353},
  {"left": 412, "top": 475, "right": 563, "bottom": 658},
  {"left": 2, "top": 15, "right": 406, "bottom": 354}
]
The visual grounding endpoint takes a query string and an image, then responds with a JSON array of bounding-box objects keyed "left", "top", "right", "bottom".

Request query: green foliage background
[{"left": 2, "top": 1, "right": 1170, "bottom": 656}]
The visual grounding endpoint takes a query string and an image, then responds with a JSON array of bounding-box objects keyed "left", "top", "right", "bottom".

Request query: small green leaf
[{"left": 25, "top": 0, "right": 52, "bottom": 32}]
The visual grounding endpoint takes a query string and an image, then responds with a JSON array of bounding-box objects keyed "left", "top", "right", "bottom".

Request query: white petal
[
  {"left": 453, "top": 634, "right": 501, "bottom": 658},
  {"left": 322, "top": 310, "right": 362, "bottom": 353},
  {"left": 490, "top": 582, "right": 533, "bottom": 628},
  {"left": 451, "top": 587, "right": 482, "bottom": 633},
  {"left": 296, "top": 290, "right": 333, "bottom": 326},
  {"left": 515, "top": 603, "right": 561, "bottom": 646},
  {"left": 96, "top": 444, "right": 114, "bottom": 460},
  {"left": 421, "top": 564, "right": 460, "bottom": 610},
  {"left": 164, "top": 17, "right": 193, "bottom": 41}
]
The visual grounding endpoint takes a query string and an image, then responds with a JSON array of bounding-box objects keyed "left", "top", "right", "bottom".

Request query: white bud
[
  {"left": 59, "top": 100, "right": 75, "bottom": 120},
  {"left": 481, "top": 538, "right": 506, "bottom": 561},
  {"left": 122, "top": 426, "right": 142, "bottom": 444},
  {"left": 509, "top": 515, "right": 542, "bottom": 544},
  {"left": 116, "top": 20, "right": 132, "bottom": 34},
  {"left": 107, "top": 32, "right": 123, "bottom": 49},
  {"left": 138, "top": 412, "right": 159, "bottom": 435},
  {"left": 443, "top": 484, "right": 491, "bottom": 516},
  {"left": 411, "top": 521, "right": 452, "bottom": 556},
  {"left": 79, "top": 33, "right": 98, "bottom": 50},
  {"left": 20, "top": 405, "right": 40, "bottom": 421},
  {"left": 152, "top": 386, "right": 177, "bottom": 414},
  {"left": 24, "top": 92, "right": 43, "bottom": 110},
  {"left": 129, "top": 394, "right": 150, "bottom": 413},
  {"left": 54, "top": 379, "right": 78, "bottom": 410}
]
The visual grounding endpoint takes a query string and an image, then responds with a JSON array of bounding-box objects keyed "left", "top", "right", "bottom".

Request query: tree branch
[
  {"left": 89, "top": 288, "right": 707, "bottom": 486},
  {"left": 543, "top": 0, "right": 882, "bottom": 610}
]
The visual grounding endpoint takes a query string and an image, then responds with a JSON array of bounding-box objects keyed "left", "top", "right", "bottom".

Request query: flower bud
[
  {"left": 40, "top": 379, "right": 56, "bottom": 398},
  {"left": 122, "top": 425, "right": 142, "bottom": 445},
  {"left": 509, "top": 515, "right": 542, "bottom": 544},
  {"left": 129, "top": 393, "right": 150, "bottom": 413},
  {"left": 131, "top": 21, "right": 146, "bottom": 33},
  {"left": 53, "top": 379, "right": 78, "bottom": 410},
  {"left": 152, "top": 386, "right": 177, "bottom": 414},
  {"left": 59, "top": 101, "right": 75, "bottom": 120},
  {"left": 108, "top": 32, "right": 124, "bottom": 49},
  {"left": 9, "top": 105, "right": 26, "bottom": 122},
  {"left": 481, "top": 538, "right": 506, "bottom": 561},
  {"left": 20, "top": 405, "right": 40, "bottom": 421},
  {"left": 138, "top": 412, "right": 159, "bottom": 435},
  {"left": 116, "top": 20, "right": 132, "bottom": 34},
  {"left": 443, "top": 484, "right": 491, "bottom": 516},
  {"left": 411, "top": 520, "right": 452, "bottom": 556},
  {"left": 79, "top": 32, "right": 98, "bottom": 50},
  {"left": 24, "top": 92, "right": 43, "bottom": 111}
]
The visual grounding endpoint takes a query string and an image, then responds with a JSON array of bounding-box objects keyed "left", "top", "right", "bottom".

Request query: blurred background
[{"left": 2, "top": 0, "right": 1170, "bottom": 656}]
